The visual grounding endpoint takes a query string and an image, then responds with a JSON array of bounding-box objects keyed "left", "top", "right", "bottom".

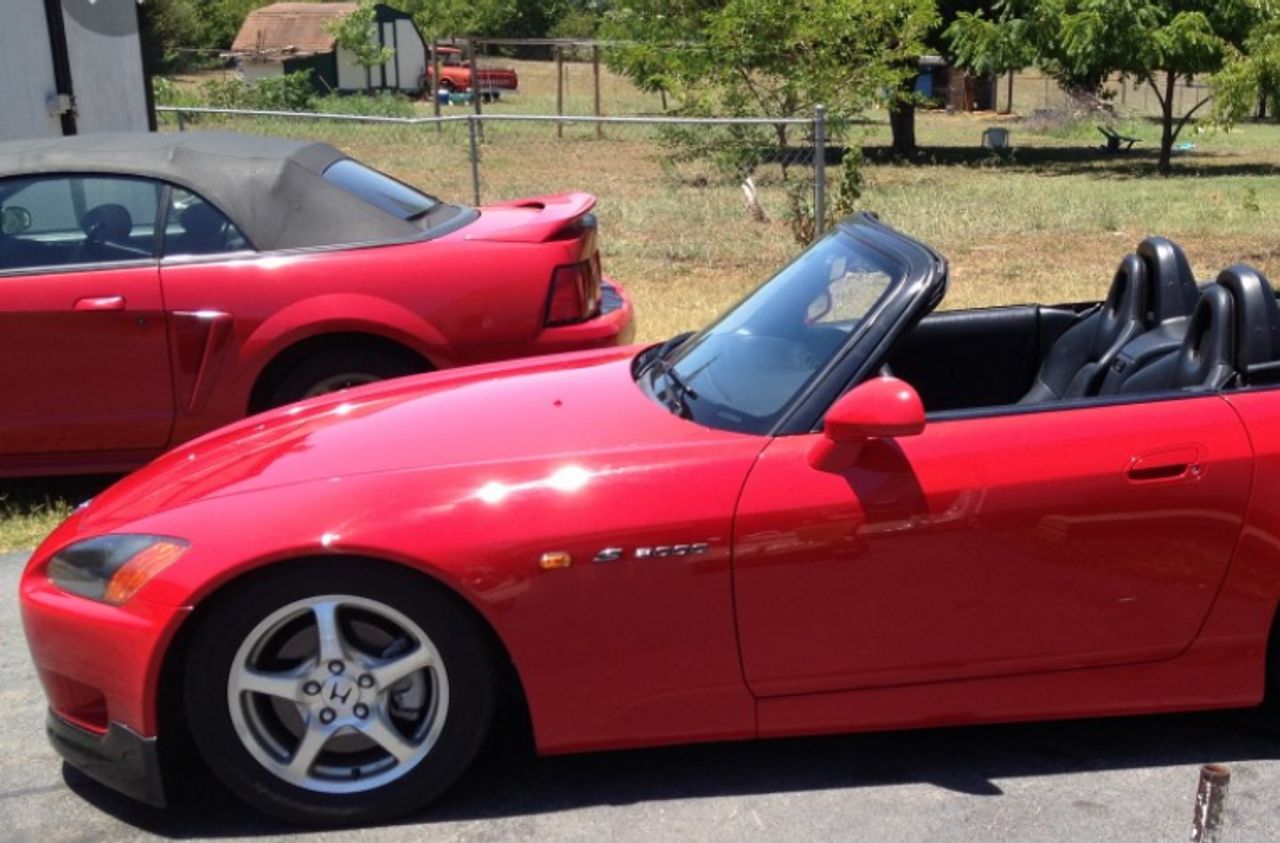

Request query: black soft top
[{"left": 0, "top": 131, "right": 425, "bottom": 251}]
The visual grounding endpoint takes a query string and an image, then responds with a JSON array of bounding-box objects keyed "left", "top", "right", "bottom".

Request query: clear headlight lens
[{"left": 47, "top": 535, "right": 188, "bottom": 605}]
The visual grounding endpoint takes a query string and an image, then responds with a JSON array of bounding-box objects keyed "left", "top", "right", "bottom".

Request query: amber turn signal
[{"left": 538, "top": 551, "right": 572, "bottom": 570}]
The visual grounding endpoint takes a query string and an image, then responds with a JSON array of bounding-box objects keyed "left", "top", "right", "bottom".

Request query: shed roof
[{"left": 231, "top": 3, "right": 358, "bottom": 57}]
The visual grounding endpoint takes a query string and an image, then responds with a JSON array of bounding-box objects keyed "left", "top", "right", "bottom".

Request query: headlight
[{"left": 47, "top": 535, "right": 188, "bottom": 605}]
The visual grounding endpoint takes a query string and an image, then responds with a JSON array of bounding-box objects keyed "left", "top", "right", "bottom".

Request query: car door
[
  {"left": 731, "top": 394, "right": 1253, "bottom": 698},
  {"left": 0, "top": 174, "right": 172, "bottom": 457}
]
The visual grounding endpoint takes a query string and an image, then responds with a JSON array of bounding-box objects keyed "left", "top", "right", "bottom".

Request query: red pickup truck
[{"left": 423, "top": 46, "right": 518, "bottom": 97}]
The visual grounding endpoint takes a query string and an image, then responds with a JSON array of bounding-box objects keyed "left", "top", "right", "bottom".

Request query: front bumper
[{"left": 47, "top": 709, "right": 166, "bottom": 807}]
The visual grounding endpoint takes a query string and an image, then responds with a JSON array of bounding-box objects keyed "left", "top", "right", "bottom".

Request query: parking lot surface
[{"left": 4, "top": 550, "right": 1280, "bottom": 841}]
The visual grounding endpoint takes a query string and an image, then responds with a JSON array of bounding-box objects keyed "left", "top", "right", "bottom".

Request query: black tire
[
  {"left": 269, "top": 346, "right": 423, "bottom": 408},
  {"left": 182, "top": 560, "right": 497, "bottom": 826}
]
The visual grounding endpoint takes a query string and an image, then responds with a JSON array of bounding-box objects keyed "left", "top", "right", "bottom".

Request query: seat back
[
  {"left": 1216, "top": 264, "right": 1280, "bottom": 378},
  {"left": 1120, "top": 284, "right": 1236, "bottom": 394},
  {"left": 1019, "top": 253, "right": 1146, "bottom": 403},
  {"left": 1136, "top": 236, "right": 1199, "bottom": 327}
]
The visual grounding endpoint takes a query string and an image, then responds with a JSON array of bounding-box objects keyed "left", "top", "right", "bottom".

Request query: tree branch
[
  {"left": 1173, "top": 95, "right": 1214, "bottom": 143},
  {"left": 1146, "top": 76, "right": 1166, "bottom": 110}
]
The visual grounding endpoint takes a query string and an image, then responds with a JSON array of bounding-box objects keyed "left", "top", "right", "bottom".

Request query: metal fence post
[
  {"left": 177, "top": 110, "right": 186, "bottom": 132},
  {"left": 813, "top": 104, "right": 827, "bottom": 241},
  {"left": 468, "top": 115, "right": 482, "bottom": 206}
]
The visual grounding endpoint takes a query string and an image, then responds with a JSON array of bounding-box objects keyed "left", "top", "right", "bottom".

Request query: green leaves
[
  {"left": 604, "top": 0, "right": 936, "bottom": 119},
  {"left": 324, "top": 0, "right": 396, "bottom": 78}
]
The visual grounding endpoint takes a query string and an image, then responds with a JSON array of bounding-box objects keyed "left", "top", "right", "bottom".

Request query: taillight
[{"left": 545, "top": 254, "right": 602, "bottom": 326}]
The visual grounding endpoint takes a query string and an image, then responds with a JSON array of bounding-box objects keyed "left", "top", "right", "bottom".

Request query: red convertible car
[
  {"left": 0, "top": 132, "right": 632, "bottom": 477},
  {"left": 21, "top": 214, "right": 1280, "bottom": 825}
]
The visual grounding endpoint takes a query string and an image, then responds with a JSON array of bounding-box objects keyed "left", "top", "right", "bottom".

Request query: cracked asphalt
[{"left": 3, "top": 549, "right": 1280, "bottom": 841}]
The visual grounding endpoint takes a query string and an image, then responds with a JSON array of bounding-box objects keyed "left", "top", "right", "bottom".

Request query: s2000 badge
[{"left": 593, "top": 543, "right": 710, "bottom": 563}]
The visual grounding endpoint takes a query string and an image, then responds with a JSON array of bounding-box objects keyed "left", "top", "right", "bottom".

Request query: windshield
[
  {"left": 322, "top": 160, "right": 438, "bottom": 220},
  {"left": 639, "top": 228, "right": 903, "bottom": 434}
]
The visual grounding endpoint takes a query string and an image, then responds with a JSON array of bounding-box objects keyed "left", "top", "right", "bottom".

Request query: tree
[
  {"left": 948, "top": 0, "right": 1264, "bottom": 173},
  {"left": 394, "top": 0, "right": 572, "bottom": 39},
  {"left": 325, "top": 0, "right": 396, "bottom": 93},
  {"left": 1213, "top": 14, "right": 1280, "bottom": 124},
  {"left": 604, "top": 0, "right": 934, "bottom": 159}
]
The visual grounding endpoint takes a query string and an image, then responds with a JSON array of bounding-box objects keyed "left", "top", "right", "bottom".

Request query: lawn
[{"left": 5, "top": 62, "right": 1280, "bottom": 551}]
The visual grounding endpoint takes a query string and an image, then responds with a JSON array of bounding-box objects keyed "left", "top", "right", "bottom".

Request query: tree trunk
[
  {"left": 1158, "top": 71, "right": 1176, "bottom": 175},
  {"left": 889, "top": 100, "right": 916, "bottom": 156},
  {"left": 1005, "top": 71, "right": 1014, "bottom": 114}
]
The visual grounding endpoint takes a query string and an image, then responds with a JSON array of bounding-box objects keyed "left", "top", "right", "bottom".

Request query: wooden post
[
  {"left": 431, "top": 39, "right": 441, "bottom": 134},
  {"left": 556, "top": 45, "right": 564, "bottom": 139},
  {"left": 469, "top": 40, "right": 483, "bottom": 141},
  {"left": 593, "top": 44, "right": 603, "bottom": 139}
]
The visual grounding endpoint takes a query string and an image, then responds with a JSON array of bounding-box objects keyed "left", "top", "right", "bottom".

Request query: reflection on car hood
[{"left": 79, "top": 345, "right": 719, "bottom": 527}]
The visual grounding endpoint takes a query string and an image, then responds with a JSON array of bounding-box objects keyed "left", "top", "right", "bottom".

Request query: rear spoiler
[{"left": 468, "top": 192, "right": 597, "bottom": 243}]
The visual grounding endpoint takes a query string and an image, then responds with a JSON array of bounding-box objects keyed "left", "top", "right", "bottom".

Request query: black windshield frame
[{"left": 636, "top": 213, "right": 947, "bottom": 437}]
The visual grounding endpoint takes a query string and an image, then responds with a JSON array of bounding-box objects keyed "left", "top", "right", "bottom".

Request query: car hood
[{"left": 78, "top": 345, "right": 726, "bottom": 530}]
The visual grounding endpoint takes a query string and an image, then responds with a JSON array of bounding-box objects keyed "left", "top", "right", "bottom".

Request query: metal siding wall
[
  {"left": 395, "top": 19, "right": 426, "bottom": 93},
  {"left": 336, "top": 47, "right": 364, "bottom": 91},
  {"left": 61, "top": 0, "right": 149, "bottom": 134},
  {"left": 0, "top": 0, "right": 62, "bottom": 140}
]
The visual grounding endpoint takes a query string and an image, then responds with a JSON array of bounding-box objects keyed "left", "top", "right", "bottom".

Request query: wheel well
[
  {"left": 248, "top": 333, "right": 431, "bottom": 414},
  {"left": 154, "top": 555, "right": 533, "bottom": 783},
  {"left": 1265, "top": 602, "right": 1280, "bottom": 704}
]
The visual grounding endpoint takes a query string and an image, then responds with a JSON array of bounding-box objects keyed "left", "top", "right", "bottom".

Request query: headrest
[
  {"left": 1217, "top": 264, "right": 1280, "bottom": 369},
  {"left": 1137, "top": 237, "right": 1199, "bottom": 325},
  {"left": 179, "top": 202, "right": 224, "bottom": 236},
  {"left": 81, "top": 204, "right": 133, "bottom": 242}
]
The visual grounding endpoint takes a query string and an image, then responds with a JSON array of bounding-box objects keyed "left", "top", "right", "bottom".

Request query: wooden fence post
[
  {"left": 556, "top": 45, "right": 564, "bottom": 139},
  {"left": 593, "top": 44, "right": 603, "bottom": 139}
]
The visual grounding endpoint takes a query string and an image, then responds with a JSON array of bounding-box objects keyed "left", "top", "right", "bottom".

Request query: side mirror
[{"left": 807, "top": 376, "right": 925, "bottom": 471}]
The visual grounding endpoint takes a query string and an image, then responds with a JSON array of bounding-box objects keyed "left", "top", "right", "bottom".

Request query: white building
[
  {"left": 0, "top": 0, "right": 152, "bottom": 141},
  {"left": 231, "top": 3, "right": 428, "bottom": 94}
]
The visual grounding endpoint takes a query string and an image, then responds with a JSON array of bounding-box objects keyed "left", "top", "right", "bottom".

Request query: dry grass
[{"left": 6, "top": 63, "right": 1280, "bottom": 550}]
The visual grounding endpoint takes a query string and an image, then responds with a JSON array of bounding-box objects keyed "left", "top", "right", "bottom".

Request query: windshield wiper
[
  {"left": 642, "top": 330, "right": 694, "bottom": 375},
  {"left": 651, "top": 357, "right": 699, "bottom": 418}
]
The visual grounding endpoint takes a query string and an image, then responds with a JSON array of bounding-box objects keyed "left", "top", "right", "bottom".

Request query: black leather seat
[
  {"left": 1021, "top": 237, "right": 1199, "bottom": 403},
  {"left": 74, "top": 204, "right": 151, "bottom": 263},
  {"left": 1019, "top": 253, "right": 1147, "bottom": 403},
  {"left": 1137, "top": 236, "right": 1200, "bottom": 326},
  {"left": 1118, "top": 284, "right": 1236, "bottom": 394},
  {"left": 1115, "top": 264, "right": 1279, "bottom": 394},
  {"left": 1218, "top": 264, "right": 1280, "bottom": 381}
]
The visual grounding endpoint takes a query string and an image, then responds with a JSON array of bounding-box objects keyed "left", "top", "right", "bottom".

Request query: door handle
[
  {"left": 1125, "top": 445, "right": 1204, "bottom": 483},
  {"left": 74, "top": 295, "right": 126, "bottom": 311}
]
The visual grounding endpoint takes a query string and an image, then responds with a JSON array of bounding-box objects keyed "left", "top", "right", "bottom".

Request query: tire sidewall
[
  {"left": 269, "top": 347, "right": 421, "bottom": 408},
  {"left": 183, "top": 560, "right": 495, "bottom": 826}
]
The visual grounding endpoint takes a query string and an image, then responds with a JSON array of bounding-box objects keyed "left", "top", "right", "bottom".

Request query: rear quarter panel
[{"left": 160, "top": 236, "right": 574, "bottom": 439}]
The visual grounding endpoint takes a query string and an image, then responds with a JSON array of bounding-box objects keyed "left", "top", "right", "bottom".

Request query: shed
[
  {"left": 1, "top": 0, "right": 152, "bottom": 141},
  {"left": 231, "top": 2, "right": 428, "bottom": 94}
]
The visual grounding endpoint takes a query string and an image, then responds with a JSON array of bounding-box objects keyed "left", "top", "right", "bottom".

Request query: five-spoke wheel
[{"left": 184, "top": 562, "right": 496, "bottom": 825}]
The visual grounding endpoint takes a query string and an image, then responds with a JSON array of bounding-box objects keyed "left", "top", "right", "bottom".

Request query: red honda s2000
[
  {"left": 0, "top": 132, "right": 632, "bottom": 476},
  {"left": 21, "top": 214, "right": 1280, "bottom": 825}
]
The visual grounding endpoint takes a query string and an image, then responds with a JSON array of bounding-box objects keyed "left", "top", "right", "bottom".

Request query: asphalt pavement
[{"left": 3, "top": 549, "right": 1280, "bottom": 841}]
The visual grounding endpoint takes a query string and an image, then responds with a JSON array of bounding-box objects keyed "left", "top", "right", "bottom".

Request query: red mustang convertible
[
  {"left": 0, "top": 132, "right": 632, "bottom": 476},
  {"left": 20, "top": 214, "right": 1280, "bottom": 825}
]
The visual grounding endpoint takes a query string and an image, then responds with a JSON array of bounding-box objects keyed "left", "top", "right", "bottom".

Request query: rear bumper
[
  {"left": 532, "top": 278, "right": 636, "bottom": 352},
  {"left": 47, "top": 710, "right": 166, "bottom": 807}
]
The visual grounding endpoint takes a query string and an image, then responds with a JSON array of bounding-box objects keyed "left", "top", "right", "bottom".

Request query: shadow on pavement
[{"left": 63, "top": 708, "right": 1280, "bottom": 838}]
